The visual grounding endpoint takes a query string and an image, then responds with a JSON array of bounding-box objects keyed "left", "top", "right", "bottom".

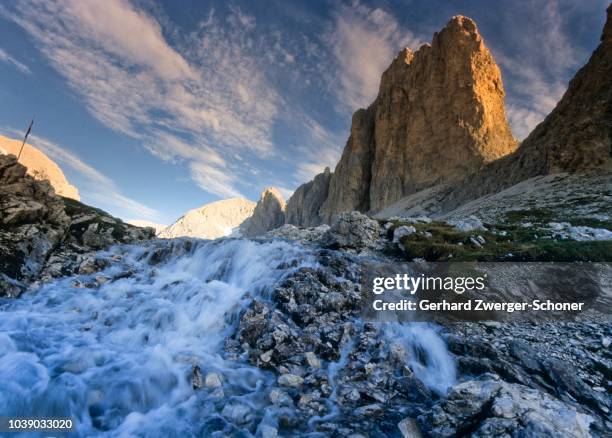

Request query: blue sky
[{"left": 0, "top": 0, "right": 608, "bottom": 225}]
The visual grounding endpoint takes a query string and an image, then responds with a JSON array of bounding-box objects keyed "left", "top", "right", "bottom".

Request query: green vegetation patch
[
  {"left": 387, "top": 220, "right": 612, "bottom": 262},
  {"left": 503, "top": 208, "right": 555, "bottom": 225}
]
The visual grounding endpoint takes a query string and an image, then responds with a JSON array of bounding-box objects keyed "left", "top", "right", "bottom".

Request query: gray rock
[
  {"left": 419, "top": 374, "right": 593, "bottom": 437},
  {"left": 269, "top": 388, "right": 293, "bottom": 406},
  {"left": 221, "top": 401, "right": 253, "bottom": 425},
  {"left": 398, "top": 418, "right": 422, "bottom": 438},
  {"left": 322, "top": 211, "right": 380, "bottom": 250},
  {"left": 266, "top": 223, "right": 330, "bottom": 243},
  {"left": 191, "top": 365, "right": 203, "bottom": 389},
  {"left": 242, "top": 187, "right": 286, "bottom": 237},
  {"left": 304, "top": 351, "right": 321, "bottom": 368},
  {"left": 354, "top": 403, "right": 383, "bottom": 417},
  {"left": 393, "top": 225, "right": 416, "bottom": 243},
  {"left": 278, "top": 374, "right": 304, "bottom": 388},
  {"left": 0, "top": 154, "right": 153, "bottom": 297},
  {"left": 285, "top": 167, "right": 332, "bottom": 227}
]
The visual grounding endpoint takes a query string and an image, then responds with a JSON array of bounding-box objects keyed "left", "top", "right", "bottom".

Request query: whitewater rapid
[{"left": 0, "top": 238, "right": 456, "bottom": 436}]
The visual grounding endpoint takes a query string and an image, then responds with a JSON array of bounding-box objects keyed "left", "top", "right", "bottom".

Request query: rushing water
[{"left": 0, "top": 238, "right": 456, "bottom": 436}]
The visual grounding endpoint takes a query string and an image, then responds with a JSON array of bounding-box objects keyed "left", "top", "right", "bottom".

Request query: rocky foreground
[
  {"left": 15, "top": 210, "right": 605, "bottom": 437},
  {"left": 224, "top": 213, "right": 610, "bottom": 437},
  {"left": 2, "top": 149, "right": 610, "bottom": 435},
  {"left": 0, "top": 154, "right": 154, "bottom": 297}
]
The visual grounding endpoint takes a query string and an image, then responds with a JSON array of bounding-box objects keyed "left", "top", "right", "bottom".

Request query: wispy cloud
[
  {"left": 326, "top": 1, "right": 421, "bottom": 111},
  {"left": 502, "top": 61, "right": 567, "bottom": 140},
  {"left": 0, "top": 47, "right": 31, "bottom": 74},
  {"left": 1, "top": 0, "right": 282, "bottom": 198},
  {"left": 494, "top": 0, "right": 598, "bottom": 139},
  {"left": 1, "top": 0, "right": 423, "bottom": 200},
  {"left": 1, "top": 127, "right": 160, "bottom": 219},
  {"left": 293, "top": 124, "right": 343, "bottom": 183},
  {"left": 28, "top": 133, "right": 161, "bottom": 219}
]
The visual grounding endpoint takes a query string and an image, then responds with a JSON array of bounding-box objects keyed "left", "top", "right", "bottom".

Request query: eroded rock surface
[
  {"left": 380, "top": 5, "right": 612, "bottom": 218},
  {"left": 321, "top": 211, "right": 381, "bottom": 251},
  {"left": 419, "top": 374, "right": 594, "bottom": 437},
  {"left": 225, "top": 224, "right": 611, "bottom": 436},
  {"left": 285, "top": 167, "right": 332, "bottom": 227},
  {"left": 242, "top": 187, "right": 286, "bottom": 237}
]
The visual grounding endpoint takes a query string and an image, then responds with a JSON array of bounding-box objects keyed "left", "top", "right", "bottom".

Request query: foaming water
[
  {"left": 0, "top": 238, "right": 314, "bottom": 436},
  {"left": 0, "top": 238, "right": 457, "bottom": 436},
  {"left": 384, "top": 323, "right": 457, "bottom": 395}
]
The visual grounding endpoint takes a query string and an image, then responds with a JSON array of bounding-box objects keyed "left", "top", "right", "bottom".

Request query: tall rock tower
[
  {"left": 242, "top": 187, "right": 286, "bottom": 237},
  {"left": 318, "top": 15, "right": 516, "bottom": 222}
]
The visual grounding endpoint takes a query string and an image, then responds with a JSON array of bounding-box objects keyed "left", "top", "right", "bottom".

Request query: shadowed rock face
[
  {"left": 285, "top": 168, "right": 332, "bottom": 227},
  {"left": 242, "top": 187, "right": 286, "bottom": 237},
  {"left": 288, "top": 15, "right": 517, "bottom": 225},
  {"left": 511, "top": 3, "right": 612, "bottom": 176}
]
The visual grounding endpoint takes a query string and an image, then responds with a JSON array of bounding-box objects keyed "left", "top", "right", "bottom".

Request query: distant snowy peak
[
  {"left": 0, "top": 135, "right": 80, "bottom": 200},
  {"left": 158, "top": 198, "right": 256, "bottom": 239}
]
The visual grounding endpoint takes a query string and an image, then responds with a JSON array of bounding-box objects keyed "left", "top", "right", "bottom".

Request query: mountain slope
[
  {"left": 0, "top": 135, "right": 80, "bottom": 200},
  {"left": 159, "top": 198, "right": 255, "bottom": 239},
  {"left": 0, "top": 154, "right": 153, "bottom": 296}
]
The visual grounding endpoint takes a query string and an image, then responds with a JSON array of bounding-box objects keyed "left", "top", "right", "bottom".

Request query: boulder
[
  {"left": 322, "top": 211, "right": 381, "bottom": 250},
  {"left": 419, "top": 374, "right": 593, "bottom": 437}
]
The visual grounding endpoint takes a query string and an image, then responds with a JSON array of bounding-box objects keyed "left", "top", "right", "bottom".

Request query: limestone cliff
[
  {"left": 288, "top": 15, "right": 517, "bottom": 225},
  {"left": 285, "top": 168, "right": 332, "bottom": 227},
  {"left": 242, "top": 187, "right": 286, "bottom": 237},
  {"left": 384, "top": 4, "right": 612, "bottom": 216},
  {"left": 325, "top": 15, "right": 517, "bottom": 220},
  {"left": 0, "top": 135, "right": 80, "bottom": 200}
]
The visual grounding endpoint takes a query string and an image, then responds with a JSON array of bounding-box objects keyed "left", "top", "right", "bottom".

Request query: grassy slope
[{"left": 384, "top": 219, "right": 612, "bottom": 262}]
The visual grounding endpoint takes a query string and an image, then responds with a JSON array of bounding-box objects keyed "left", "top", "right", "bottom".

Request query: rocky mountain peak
[
  {"left": 260, "top": 187, "right": 285, "bottom": 202},
  {"left": 377, "top": 3, "right": 612, "bottom": 217},
  {"left": 285, "top": 168, "right": 333, "bottom": 227},
  {"left": 439, "top": 15, "right": 479, "bottom": 39},
  {"left": 242, "top": 187, "right": 286, "bottom": 237},
  {"left": 285, "top": 12, "right": 517, "bottom": 225},
  {"left": 603, "top": 4, "right": 612, "bottom": 41}
]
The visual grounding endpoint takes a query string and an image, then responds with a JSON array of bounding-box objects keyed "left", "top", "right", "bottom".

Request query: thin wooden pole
[{"left": 17, "top": 117, "right": 34, "bottom": 162}]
